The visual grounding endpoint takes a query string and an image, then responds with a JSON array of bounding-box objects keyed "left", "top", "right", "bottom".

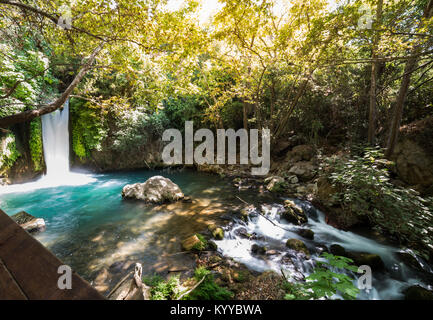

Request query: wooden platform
[{"left": 0, "top": 209, "right": 104, "bottom": 300}]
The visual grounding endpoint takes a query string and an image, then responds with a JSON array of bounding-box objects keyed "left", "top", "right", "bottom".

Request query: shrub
[
  {"left": 143, "top": 274, "right": 181, "bottom": 300},
  {"left": 323, "top": 146, "right": 433, "bottom": 258},
  {"left": 284, "top": 253, "right": 359, "bottom": 300},
  {"left": 185, "top": 267, "right": 233, "bottom": 300}
]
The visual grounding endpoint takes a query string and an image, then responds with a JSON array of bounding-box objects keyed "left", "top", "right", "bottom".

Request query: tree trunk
[
  {"left": 242, "top": 101, "right": 248, "bottom": 130},
  {"left": 273, "top": 78, "right": 309, "bottom": 140},
  {"left": 368, "top": 0, "right": 383, "bottom": 145},
  {"left": 0, "top": 43, "right": 104, "bottom": 128},
  {"left": 385, "top": 0, "right": 433, "bottom": 157}
]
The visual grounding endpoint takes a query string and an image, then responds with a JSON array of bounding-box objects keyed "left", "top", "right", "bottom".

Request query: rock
[
  {"left": 324, "top": 207, "right": 363, "bottom": 230},
  {"left": 251, "top": 244, "right": 267, "bottom": 255},
  {"left": 288, "top": 161, "right": 317, "bottom": 181},
  {"left": 392, "top": 138, "right": 433, "bottom": 187},
  {"left": 182, "top": 196, "right": 192, "bottom": 203},
  {"left": 346, "top": 252, "right": 385, "bottom": 272},
  {"left": 0, "top": 177, "right": 11, "bottom": 186},
  {"left": 239, "top": 205, "right": 255, "bottom": 221},
  {"left": 288, "top": 145, "right": 315, "bottom": 162},
  {"left": 121, "top": 176, "right": 184, "bottom": 203},
  {"left": 10, "top": 211, "right": 46, "bottom": 233},
  {"left": 287, "top": 175, "right": 299, "bottom": 184},
  {"left": 329, "top": 244, "right": 347, "bottom": 256},
  {"left": 265, "top": 176, "right": 285, "bottom": 192},
  {"left": 403, "top": 285, "right": 433, "bottom": 300},
  {"left": 21, "top": 218, "right": 46, "bottom": 234},
  {"left": 182, "top": 234, "right": 206, "bottom": 251},
  {"left": 208, "top": 240, "right": 218, "bottom": 251},
  {"left": 297, "top": 229, "right": 314, "bottom": 240},
  {"left": 286, "top": 239, "right": 310, "bottom": 258},
  {"left": 281, "top": 200, "right": 308, "bottom": 225},
  {"left": 396, "top": 250, "right": 426, "bottom": 272},
  {"left": 208, "top": 224, "right": 224, "bottom": 240},
  {"left": 329, "top": 245, "right": 385, "bottom": 271},
  {"left": 266, "top": 250, "right": 280, "bottom": 255}
]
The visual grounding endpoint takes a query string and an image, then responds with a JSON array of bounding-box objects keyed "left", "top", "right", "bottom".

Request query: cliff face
[
  {"left": 1, "top": 122, "right": 44, "bottom": 184},
  {"left": 71, "top": 137, "right": 164, "bottom": 172},
  {"left": 392, "top": 116, "right": 433, "bottom": 196}
]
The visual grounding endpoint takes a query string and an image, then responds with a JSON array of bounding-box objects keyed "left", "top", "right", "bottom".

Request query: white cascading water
[
  {"left": 215, "top": 200, "right": 433, "bottom": 300},
  {"left": 41, "top": 99, "right": 71, "bottom": 178},
  {"left": 0, "top": 99, "right": 95, "bottom": 194}
]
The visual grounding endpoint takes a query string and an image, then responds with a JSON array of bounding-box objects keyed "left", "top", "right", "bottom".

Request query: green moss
[
  {"left": 72, "top": 125, "right": 88, "bottom": 159},
  {"left": 29, "top": 118, "right": 43, "bottom": 171},
  {"left": 70, "top": 98, "right": 108, "bottom": 159}
]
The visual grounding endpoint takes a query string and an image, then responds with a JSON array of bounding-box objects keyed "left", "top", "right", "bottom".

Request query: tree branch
[{"left": 0, "top": 43, "right": 105, "bottom": 128}]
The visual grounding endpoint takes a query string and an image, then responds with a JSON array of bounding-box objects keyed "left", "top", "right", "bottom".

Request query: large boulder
[
  {"left": 10, "top": 211, "right": 46, "bottom": 234},
  {"left": 288, "top": 161, "right": 317, "bottom": 181},
  {"left": 393, "top": 138, "right": 433, "bottom": 187},
  {"left": 121, "top": 176, "right": 184, "bottom": 203}
]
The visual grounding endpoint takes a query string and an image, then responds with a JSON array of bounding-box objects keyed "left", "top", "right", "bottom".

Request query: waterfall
[
  {"left": 0, "top": 99, "right": 95, "bottom": 194},
  {"left": 41, "top": 100, "right": 70, "bottom": 178}
]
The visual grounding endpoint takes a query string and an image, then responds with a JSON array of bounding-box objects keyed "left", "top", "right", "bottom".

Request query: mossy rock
[
  {"left": 182, "top": 234, "right": 207, "bottom": 251},
  {"left": 251, "top": 244, "right": 267, "bottom": 255},
  {"left": 11, "top": 211, "right": 36, "bottom": 225},
  {"left": 286, "top": 239, "right": 310, "bottom": 258},
  {"left": 208, "top": 224, "right": 224, "bottom": 240},
  {"left": 297, "top": 229, "right": 314, "bottom": 240},
  {"left": 281, "top": 200, "right": 308, "bottom": 225},
  {"left": 403, "top": 285, "right": 433, "bottom": 300}
]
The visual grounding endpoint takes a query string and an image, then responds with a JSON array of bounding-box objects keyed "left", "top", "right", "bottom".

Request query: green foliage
[
  {"left": 29, "top": 118, "right": 43, "bottom": 171},
  {"left": 111, "top": 108, "right": 170, "bottom": 152},
  {"left": 185, "top": 267, "right": 233, "bottom": 300},
  {"left": 70, "top": 98, "right": 108, "bottom": 159},
  {"left": 0, "top": 133, "right": 21, "bottom": 173},
  {"left": 284, "top": 253, "right": 359, "bottom": 300},
  {"left": 323, "top": 147, "right": 433, "bottom": 257},
  {"left": 143, "top": 274, "right": 181, "bottom": 300},
  {"left": 161, "top": 96, "right": 204, "bottom": 132},
  {"left": 0, "top": 37, "right": 58, "bottom": 118}
]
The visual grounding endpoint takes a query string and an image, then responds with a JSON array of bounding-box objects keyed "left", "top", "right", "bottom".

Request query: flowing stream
[
  {"left": 0, "top": 102, "right": 432, "bottom": 299},
  {"left": 215, "top": 201, "right": 433, "bottom": 299}
]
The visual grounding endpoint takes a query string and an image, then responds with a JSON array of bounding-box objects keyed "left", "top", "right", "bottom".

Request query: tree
[
  {"left": 0, "top": 0, "right": 201, "bottom": 128},
  {"left": 368, "top": 0, "right": 383, "bottom": 145},
  {"left": 385, "top": 0, "right": 433, "bottom": 157}
]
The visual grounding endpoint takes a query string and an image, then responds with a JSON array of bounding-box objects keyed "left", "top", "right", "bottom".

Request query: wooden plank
[
  {"left": 0, "top": 258, "right": 27, "bottom": 300},
  {"left": 0, "top": 209, "right": 104, "bottom": 300}
]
